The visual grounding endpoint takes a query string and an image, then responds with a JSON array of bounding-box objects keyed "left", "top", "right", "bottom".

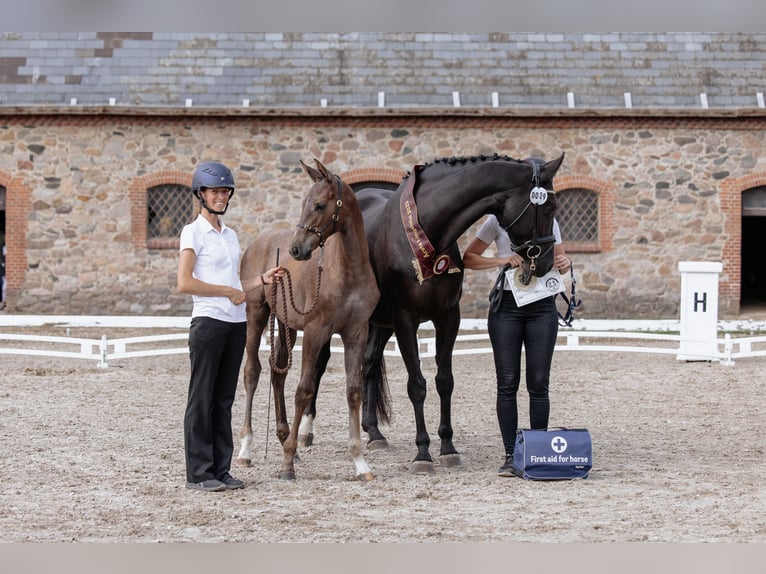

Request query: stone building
[{"left": 1, "top": 32, "right": 765, "bottom": 318}]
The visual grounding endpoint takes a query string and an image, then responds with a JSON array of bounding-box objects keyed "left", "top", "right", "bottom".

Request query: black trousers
[
  {"left": 487, "top": 292, "right": 559, "bottom": 456},
  {"left": 184, "top": 316, "right": 247, "bottom": 483}
]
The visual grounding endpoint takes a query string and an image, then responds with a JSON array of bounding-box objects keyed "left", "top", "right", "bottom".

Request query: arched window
[
  {"left": 556, "top": 188, "right": 600, "bottom": 252},
  {"left": 350, "top": 180, "right": 400, "bottom": 193},
  {"left": 147, "top": 183, "right": 193, "bottom": 246},
  {"left": 130, "top": 171, "right": 191, "bottom": 250}
]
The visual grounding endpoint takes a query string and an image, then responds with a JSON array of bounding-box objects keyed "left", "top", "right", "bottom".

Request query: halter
[
  {"left": 502, "top": 160, "right": 557, "bottom": 282},
  {"left": 295, "top": 175, "right": 343, "bottom": 247},
  {"left": 557, "top": 259, "right": 583, "bottom": 327}
]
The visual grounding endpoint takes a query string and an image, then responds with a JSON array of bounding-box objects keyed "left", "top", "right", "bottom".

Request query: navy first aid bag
[{"left": 512, "top": 428, "right": 592, "bottom": 480}]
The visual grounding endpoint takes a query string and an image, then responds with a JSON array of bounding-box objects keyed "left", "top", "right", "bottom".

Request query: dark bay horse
[
  {"left": 235, "top": 159, "right": 379, "bottom": 480},
  {"left": 299, "top": 153, "right": 563, "bottom": 474}
]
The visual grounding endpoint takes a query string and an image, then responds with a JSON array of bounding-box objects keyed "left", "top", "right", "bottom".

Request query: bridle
[
  {"left": 295, "top": 175, "right": 343, "bottom": 248},
  {"left": 502, "top": 159, "right": 557, "bottom": 285}
]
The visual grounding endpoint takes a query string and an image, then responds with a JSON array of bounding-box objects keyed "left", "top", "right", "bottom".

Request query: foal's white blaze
[{"left": 237, "top": 433, "right": 253, "bottom": 461}]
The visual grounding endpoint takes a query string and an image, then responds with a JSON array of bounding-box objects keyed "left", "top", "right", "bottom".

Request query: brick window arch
[
  {"left": 129, "top": 171, "right": 192, "bottom": 250},
  {"left": 341, "top": 167, "right": 406, "bottom": 191},
  {"left": 554, "top": 174, "right": 616, "bottom": 254}
]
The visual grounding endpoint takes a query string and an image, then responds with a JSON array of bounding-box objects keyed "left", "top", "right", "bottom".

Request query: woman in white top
[
  {"left": 463, "top": 212, "right": 571, "bottom": 477},
  {"left": 177, "top": 161, "right": 282, "bottom": 492}
]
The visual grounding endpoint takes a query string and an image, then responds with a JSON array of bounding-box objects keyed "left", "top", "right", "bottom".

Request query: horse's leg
[
  {"left": 298, "top": 338, "right": 332, "bottom": 448},
  {"left": 278, "top": 330, "right": 327, "bottom": 480},
  {"left": 271, "top": 322, "right": 295, "bottom": 449},
  {"left": 432, "top": 307, "right": 463, "bottom": 468},
  {"left": 236, "top": 307, "right": 267, "bottom": 467},
  {"left": 341, "top": 325, "right": 374, "bottom": 481},
  {"left": 362, "top": 324, "right": 394, "bottom": 450},
  {"left": 394, "top": 318, "right": 435, "bottom": 474}
]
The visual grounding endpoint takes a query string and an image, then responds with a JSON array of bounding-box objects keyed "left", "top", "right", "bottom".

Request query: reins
[{"left": 266, "top": 261, "right": 324, "bottom": 374}]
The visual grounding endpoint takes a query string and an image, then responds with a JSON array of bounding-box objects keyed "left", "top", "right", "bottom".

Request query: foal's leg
[
  {"left": 236, "top": 307, "right": 268, "bottom": 467},
  {"left": 432, "top": 306, "right": 463, "bottom": 468},
  {"left": 298, "top": 338, "right": 332, "bottom": 447},
  {"left": 341, "top": 326, "right": 373, "bottom": 481},
  {"left": 271, "top": 322, "right": 295, "bottom": 448},
  {"left": 278, "top": 330, "right": 326, "bottom": 480}
]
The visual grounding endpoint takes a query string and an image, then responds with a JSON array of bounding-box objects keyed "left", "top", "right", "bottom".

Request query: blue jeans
[
  {"left": 184, "top": 316, "right": 247, "bottom": 483},
  {"left": 487, "top": 292, "right": 559, "bottom": 456}
]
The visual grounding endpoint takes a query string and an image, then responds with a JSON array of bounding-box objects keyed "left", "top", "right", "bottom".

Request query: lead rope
[
  {"left": 262, "top": 259, "right": 323, "bottom": 460},
  {"left": 557, "top": 258, "right": 582, "bottom": 327}
]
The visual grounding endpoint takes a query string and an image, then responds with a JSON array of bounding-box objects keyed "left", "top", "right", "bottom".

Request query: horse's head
[
  {"left": 499, "top": 153, "right": 564, "bottom": 282},
  {"left": 290, "top": 159, "right": 348, "bottom": 261}
]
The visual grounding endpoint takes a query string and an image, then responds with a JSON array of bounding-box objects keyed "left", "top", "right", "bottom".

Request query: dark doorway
[
  {"left": 741, "top": 216, "right": 766, "bottom": 304},
  {"left": 741, "top": 185, "right": 766, "bottom": 311}
]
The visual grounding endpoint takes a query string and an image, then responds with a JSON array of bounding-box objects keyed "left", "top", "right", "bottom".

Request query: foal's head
[{"left": 290, "top": 159, "right": 348, "bottom": 261}]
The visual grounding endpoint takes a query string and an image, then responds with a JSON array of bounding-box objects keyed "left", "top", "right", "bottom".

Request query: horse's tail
[{"left": 371, "top": 356, "right": 392, "bottom": 425}]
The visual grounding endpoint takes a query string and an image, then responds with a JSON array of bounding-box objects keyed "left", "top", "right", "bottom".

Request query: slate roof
[{"left": 1, "top": 32, "right": 765, "bottom": 109}]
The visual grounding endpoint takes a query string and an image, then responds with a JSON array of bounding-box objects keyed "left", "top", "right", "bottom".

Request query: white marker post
[{"left": 677, "top": 261, "right": 722, "bottom": 361}]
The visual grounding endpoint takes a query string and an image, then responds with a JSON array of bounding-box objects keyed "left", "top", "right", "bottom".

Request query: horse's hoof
[
  {"left": 234, "top": 457, "right": 252, "bottom": 467},
  {"left": 278, "top": 470, "right": 296, "bottom": 481},
  {"left": 298, "top": 432, "right": 314, "bottom": 447},
  {"left": 439, "top": 453, "right": 463, "bottom": 468},
  {"left": 409, "top": 460, "right": 436, "bottom": 475},
  {"left": 355, "top": 471, "right": 374, "bottom": 482},
  {"left": 367, "top": 438, "right": 389, "bottom": 451}
]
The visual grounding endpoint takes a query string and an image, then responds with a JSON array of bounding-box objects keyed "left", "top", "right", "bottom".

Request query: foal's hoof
[
  {"left": 278, "top": 470, "right": 296, "bottom": 481},
  {"left": 355, "top": 471, "right": 374, "bottom": 482},
  {"left": 367, "top": 438, "right": 390, "bottom": 451},
  {"left": 298, "top": 433, "right": 314, "bottom": 447},
  {"left": 234, "top": 457, "right": 252, "bottom": 467},
  {"left": 409, "top": 460, "right": 436, "bottom": 475},
  {"left": 439, "top": 453, "right": 463, "bottom": 468}
]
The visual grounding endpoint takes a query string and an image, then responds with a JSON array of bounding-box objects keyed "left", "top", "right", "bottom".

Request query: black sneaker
[
  {"left": 186, "top": 479, "right": 226, "bottom": 492},
  {"left": 219, "top": 473, "right": 245, "bottom": 490},
  {"left": 497, "top": 455, "right": 515, "bottom": 477}
]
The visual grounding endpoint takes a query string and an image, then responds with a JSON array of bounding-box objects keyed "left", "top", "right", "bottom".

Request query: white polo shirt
[
  {"left": 179, "top": 215, "right": 247, "bottom": 323},
  {"left": 475, "top": 215, "right": 562, "bottom": 258}
]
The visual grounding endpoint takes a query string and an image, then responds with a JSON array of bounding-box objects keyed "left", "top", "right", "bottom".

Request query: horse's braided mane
[{"left": 402, "top": 153, "right": 522, "bottom": 179}]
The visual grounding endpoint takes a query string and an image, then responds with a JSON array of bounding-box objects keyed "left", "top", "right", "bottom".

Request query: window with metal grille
[
  {"left": 350, "top": 180, "right": 400, "bottom": 193},
  {"left": 147, "top": 184, "right": 193, "bottom": 248},
  {"left": 556, "top": 188, "right": 599, "bottom": 251}
]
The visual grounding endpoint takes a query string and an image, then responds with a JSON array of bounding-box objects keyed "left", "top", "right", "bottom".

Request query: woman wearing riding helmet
[{"left": 177, "top": 161, "right": 282, "bottom": 492}]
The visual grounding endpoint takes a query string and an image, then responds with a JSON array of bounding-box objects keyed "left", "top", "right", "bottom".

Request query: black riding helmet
[{"left": 192, "top": 161, "right": 235, "bottom": 215}]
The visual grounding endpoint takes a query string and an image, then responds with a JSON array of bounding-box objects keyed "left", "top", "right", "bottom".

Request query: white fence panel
[{"left": 2, "top": 315, "right": 766, "bottom": 367}]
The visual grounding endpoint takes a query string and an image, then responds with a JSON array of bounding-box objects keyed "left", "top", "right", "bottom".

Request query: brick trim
[
  {"left": 129, "top": 171, "right": 191, "bottom": 249},
  {"left": 0, "top": 171, "right": 31, "bottom": 309},
  {"left": 340, "top": 166, "right": 406, "bottom": 186},
  {"left": 554, "top": 174, "right": 616, "bottom": 253}
]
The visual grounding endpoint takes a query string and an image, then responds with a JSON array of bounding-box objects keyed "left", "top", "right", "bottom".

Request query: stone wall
[{"left": 2, "top": 108, "right": 764, "bottom": 318}]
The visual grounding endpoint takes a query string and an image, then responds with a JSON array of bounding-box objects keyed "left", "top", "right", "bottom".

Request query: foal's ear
[
  {"left": 313, "top": 159, "right": 334, "bottom": 182},
  {"left": 301, "top": 159, "right": 322, "bottom": 182}
]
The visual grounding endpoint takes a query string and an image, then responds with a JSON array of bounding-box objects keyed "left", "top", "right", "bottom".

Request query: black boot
[{"left": 497, "top": 454, "right": 515, "bottom": 477}]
